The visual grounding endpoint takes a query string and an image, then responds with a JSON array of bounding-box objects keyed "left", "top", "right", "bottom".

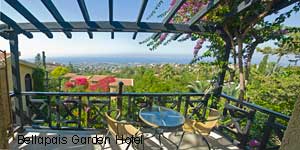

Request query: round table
[
  {"left": 139, "top": 106, "right": 185, "bottom": 150},
  {"left": 139, "top": 105, "right": 185, "bottom": 128}
]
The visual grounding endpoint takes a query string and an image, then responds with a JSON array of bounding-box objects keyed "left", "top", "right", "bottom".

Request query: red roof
[
  {"left": 109, "top": 78, "right": 134, "bottom": 86},
  {"left": 89, "top": 75, "right": 112, "bottom": 82},
  {"left": 0, "top": 52, "right": 9, "bottom": 61},
  {"left": 70, "top": 75, "right": 89, "bottom": 81},
  {"left": 0, "top": 52, "right": 21, "bottom": 61},
  {"left": 66, "top": 74, "right": 133, "bottom": 86},
  {"left": 63, "top": 73, "right": 78, "bottom": 78}
]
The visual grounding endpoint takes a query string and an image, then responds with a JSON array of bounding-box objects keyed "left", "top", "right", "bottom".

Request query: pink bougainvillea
[
  {"left": 159, "top": 33, "right": 168, "bottom": 42},
  {"left": 65, "top": 76, "right": 117, "bottom": 92},
  {"left": 88, "top": 84, "right": 98, "bottom": 91},
  {"left": 88, "top": 76, "right": 116, "bottom": 92},
  {"left": 64, "top": 81, "right": 74, "bottom": 88},
  {"left": 154, "top": 0, "right": 207, "bottom": 53},
  {"left": 194, "top": 39, "right": 206, "bottom": 56},
  {"left": 98, "top": 76, "right": 116, "bottom": 92},
  {"left": 74, "top": 77, "right": 88, "bottom": 86}
]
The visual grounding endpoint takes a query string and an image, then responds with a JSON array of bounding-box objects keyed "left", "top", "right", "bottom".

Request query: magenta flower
[
  {"left": 159, "top": 33, "right": 168, "bottom": 42},
  {"left": 170, "top": 0, "right": 176, "bottom": 7},
  {"left": 193, "top": 49, "right": 200, "bottom": 56},
  {"left": 85, "top": 106, "right": 90, "bottom": 112},
  {"left": 75, "top": 77, "right": 88, "bottom": 86},
  {"left": 249, "top": 139, "right": 260, "bottom": 147},
  {"left": 64, "top": 81, "right": 74, "bottom": 88}
]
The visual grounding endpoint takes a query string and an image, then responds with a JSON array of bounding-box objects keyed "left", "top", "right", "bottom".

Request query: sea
[{"left": 26, "top": 52, "right": 298, "bottom": 66}]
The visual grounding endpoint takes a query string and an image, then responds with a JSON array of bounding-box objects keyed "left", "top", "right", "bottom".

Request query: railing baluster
[
  {"left": 87, "top": 96, "right": 90, "bottom": 128},
  {"left": 133, "top": 96, "right": 137, "bottom": 121},
  {"left": 47, "top": 96, "right": 51, "bottom": 128},
  {"left": 108, "top": 96, "right": 111, "bottom": 111},
  {"left": 127, "top": 96, "right": 132, "bottom": 120},
  {"left": 259, "top": 115, "right": 276, "bottom": 150},
  {"left": 157, "top": 96, "right": 161, "bottom": 106},
  {"left": 149, "top": 96, "right": 154, "bottom": 106},
  {"left": 117, "top": 82, "right": 123, "bottom": 115},
  {"left": 184, "top": 96, "right": 190, "bottom": 117},
  {"left": 177, "top": 96, "right": 182, "bottom": 113},
  {"left": 55, "top": 95, "right": 60, "bottom": 129},
  {"left": 78, "top": 96, "right": 82, "bottom": 129},
  {"left": 25, "top": 95, "right": 31, "bottom": 122}
]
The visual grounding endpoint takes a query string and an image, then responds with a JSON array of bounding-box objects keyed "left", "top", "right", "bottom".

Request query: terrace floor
[{"left": 9, "top": 127, "right": 241, "bottom": 150}]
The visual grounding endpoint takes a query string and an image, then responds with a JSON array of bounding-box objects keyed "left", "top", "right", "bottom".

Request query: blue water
[
  {"left": 45, "top": 55, "right": 194, "bottom": 64},
  {"left": 26, "top": 53, "right": 298, "bottom": 66}
]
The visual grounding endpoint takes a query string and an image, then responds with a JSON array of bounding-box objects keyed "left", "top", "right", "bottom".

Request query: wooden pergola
[{"left": 0, "top": 0, "right": 299, "bottom": 149}]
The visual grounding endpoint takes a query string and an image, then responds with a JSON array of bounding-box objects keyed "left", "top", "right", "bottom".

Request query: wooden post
[
  {"left": 117, "top": 81, "right": 123, "bottom": 115},
  {"left": 211, "top": 34, "right": 231, "bottom": 108},
  {"left": 0, "top": 51, "right": 9, "bottom": 149},
  {"left": 259, "top": 115, "right": 275, "bottom": 150},
  {"left": 9, "top": 32, "right": 25, "bottom": 128},
  {"left": 56, "top": 96, "right": 60, "bottom": 129}
]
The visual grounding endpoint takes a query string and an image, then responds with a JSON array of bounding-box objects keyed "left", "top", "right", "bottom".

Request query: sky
[{"left": 0, "top": 0, "right": 299, "bottom": 60}]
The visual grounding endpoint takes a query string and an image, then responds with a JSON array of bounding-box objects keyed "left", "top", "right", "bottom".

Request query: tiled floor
[{"left": 9, "top": 128, "right": 241, "bottom": 150}]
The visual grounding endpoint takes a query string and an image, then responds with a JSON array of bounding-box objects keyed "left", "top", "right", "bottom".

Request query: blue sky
[{"left": 0, "top": 0, "right": 299, "bottom": 59}]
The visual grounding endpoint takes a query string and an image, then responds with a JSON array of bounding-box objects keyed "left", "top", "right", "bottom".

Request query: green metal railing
[{"left": 10, "top": 91, "right": 290, "bottom": 150}]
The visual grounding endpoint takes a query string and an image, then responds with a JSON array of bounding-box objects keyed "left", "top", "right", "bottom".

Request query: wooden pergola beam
[
  {"left": 4, "top": 0, "right": 53, "bottom": 38},
  {"left": 0, "top": 21, "right": 215, "bottom": 36},
  {"left": 269, "top": 0, "right": 300, "bottom": 15},
  {"left": 132, "top": 0, "right": 148, "bottom": 40},
  {"left": 151, "top": 33, "right": 161, "bottom": 41},
  {"left": 162, "top": 0, "right": 187, "bottom": 25},
  {"left": 41, "top": 0, "right": 72, "bottom": 38},
  {"left": 171, "top": 33, "right": 183, "bottom": 41},
  {"left": 188, "top": 0, "right": 220, "bottom": 26},
  {"left": 151, "top": 0, "right": 187, "bottom": 40},
  {"left": 109, "top": 0, "right": 114, "bottom": 39},
  {"left": 0, "top": 12, "right": 33, "bottom": 39},
  {"left": 77, "top": 0, "right": 93, "bottom": 39}
]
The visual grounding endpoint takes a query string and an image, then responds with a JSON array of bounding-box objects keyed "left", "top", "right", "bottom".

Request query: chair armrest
[
  {"left": 116, "top": 120, "right": 142, "bottom": 126},
  {"left": 205, "top": 116, "right": 220, "bottom": 122}
]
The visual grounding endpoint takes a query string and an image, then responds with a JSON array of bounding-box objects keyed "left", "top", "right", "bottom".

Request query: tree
[
  {"left": 277, "top": 32, "right": 300, "bottom": 57},
  {"left": 34, "top": 53, "right": 42, "bottom": 67},
  {"left": 160, "top": 64, "right": 176, "bottom": 80},
  {"left": 280, "top": 98, "right": 300, "bottom": 150},
  {"left": 219, "top": 1, "right": 300, "bottom": 100},
  {"left": 143, "top": 0, "right": 300, "bottom": 101},
  {"left": 245, "top": 26, "right": 300, "bottom": 81},
  {"left": 258, "top": 55, "right": 269, "bottom": 74},
  {"left": 50, "top": 66, "right": 70, "bottom": 79},
  {"left": 258, "top": 32, "right": 300, "bottom": 70},
  {"left": 32, "top": 68, "right": 45, "bottom": 91},
  {"left": 67, "top": 62, "right": 75, "bottom": 73}
]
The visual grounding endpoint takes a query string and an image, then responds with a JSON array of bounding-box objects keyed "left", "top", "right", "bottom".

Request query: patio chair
[
  {"left": 103, "top": 109, "right": 144, "bottom": 150},
  {"left": 178, "top": 107, "right": 220, "bottom": 150},
  {"left": 183, "top": 107, "right": 220, "bottom": 136}
]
